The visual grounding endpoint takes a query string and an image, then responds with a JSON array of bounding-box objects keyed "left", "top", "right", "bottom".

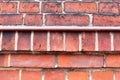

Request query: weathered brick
[
  {"left": 0, "top": 14, "right": 22, "bottom": 25},
  {"left": 98, "top": 32, "right": 111, "bottom": 51},
  {"left": 25, "top": 14, "right": 42, "bottom": 26},
  {"left": 33, "top": 32, "right": 47, "bottom": 51},
  {"left": 68, "top": 71, "right": 89, "bottom": 80},
  {"left": 113, "top": 32, "right": 120, "bottom": 51},
  {"left": 50, "top": 32, "right": 63, "bottom": 51},
  {"left": 0, "top": 55, "right": 8, "bottom": 67},
  {"left": 2, "top": 31, "right": 15, "bottom": 50},
  {"left": 106, "top": 55, "right": 120, "bottom": 67},
  {"left": 19, "top": 2, "right": 39, "bottom": 13},
  {"left": 46, "top": 14, "right": 89, "bottom": 26},
  {"left": 22, "top": 70, "right": 42, "bottom": 80},
  {"left": 10, "top": 54, "right": 55, "bottom": 68},
  {"left": 93, "top": 15, "right": 120, "bottom": 26},
  {"left": 113, "top": 0, "right": 120, "bottom": 3},
  {"left": 45, "top": 70, "right": 66, "bottom": 80},
  {"left": 99, "top": 3, "right": 119, "bottom": 15},
  {"left": 116, "top": 71, "right": 120, "bottom": 80},
  {"left": 64, "top": 2, "right": 97, "bottom": 13},
  {"left": 0, "top": 2, "right": 17, "bottom": 13},
  {"left": 0, "top": 70, "right": 19, "bottom": 80},
  {"left": 18, "top": 32, "right": 31, "bottom": 50},
  {"left": 92, "top": 71, "right": 114, "bottom": 80},
  {"left": 66, "top": 32, "right": 79, "bottom": 51},
  {"left": 42, "top": 2, "right": 62, "bottom": 13},
  {"left": 82, "top": 32, "right": 95, "bottom": 51},
  {"left": 58, "top": 55, "right": 103, "bottom": 68}
]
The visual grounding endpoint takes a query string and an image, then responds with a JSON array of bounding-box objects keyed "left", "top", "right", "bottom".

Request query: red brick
[
  {"left": 2, "top": 31, "right": 15, "bottom": 50},
  {"left": 10, "top": 54, "right": 55, "bottom": 68},
  {"left": 0, "top": 2, "right": 17, "bottom": 13},
  {"left": 25, "top": 14, "right": 42, "bottom": 26},
  {"left": 82, "top": 32, "right": 95, "bottom": 51},
  {"left": 116, "top": 71, "right": 120, "bottom": 80},
  {"left": 66, "top": 32, "right": 79, "bottom": 51},
  {"left": 58, "top": 55, "right": 103, "bottom": 68},
  {"left": 45, "top": 71, "right": 65, "bottom": 80},
  {"left": 42, "top": 2, "right": 62, "bottom": 13},
  {"left": 0, "top": 14, "right": 22, "bottom": 25},
  {"left": 46, "top": 14, "right": 89, "bottom": 26},
  {"left": 92, "top": 71, "right": 113, "bottom": 80},
  {"left": 106, "top": 55, "right": 120, "bottom": 67},
  {"left": 19, "top": 2, "right": 39, "bottom": 13},
  {"left": 22, "top": 70, "right": 42, "bottom": 80},
  {"left": 33, "top": 32, "right": 47, "bottom": 51},
  {"left": 0, "top": 70, "right": 19, "bottom": 80},
  {"left": 18, "top": 32, "right": 31, "bottom": 50},
  {"left": 98, "top": 32, "right": 111, "bottom": 51},
  {"left": 0, "top": 55, "right": 8, "bottom": 67},
  {"left": 50, "top": 32, "right": 63, "bottom": 51},
  {"left": 99, "top": 3, "right": 119, "bottom": 15},
  {"left": 68, "top": 71, "right": 89, "bottom": 80},
  {"left": 113, "top": 0, "right": 120, "bottom": 3},
  {"left": 93, "top": 15, "right": 120, "bottom": 26},
  {"left": 64, "top": 2, "right": 97, "bottom": 13},
  {"left": 113, "top": 32, "right": 120, "bottom": 51}
]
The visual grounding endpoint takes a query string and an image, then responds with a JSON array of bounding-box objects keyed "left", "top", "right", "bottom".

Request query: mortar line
[
  {"left": 31, "top": 31, "right": 34, "bottom": 51},
  {"left": 47, "top": 31, "right": 50, "bottom": 51},
  {"left": 19, "top": 69, "right": 22, "bottom": 80},
  {"left": 15, "top": 31, "right": 18, "bottom": 51},
  {"left": 95, "top": 32, "right": 98, "bottom": 51},
  {"left": 0, "top": 32, "right": 2, "bottom": 51},
  {"left": 79, "top": 32, "right": 82, "bottom": 51},
  {"left": 63, "top": 32, "right": 66, "bottom": 51},
  {"left": 110, "top": 32, "right": 114, "bottom": 51}
]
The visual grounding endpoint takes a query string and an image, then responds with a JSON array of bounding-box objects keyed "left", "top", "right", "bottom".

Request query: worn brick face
[
  {"left": 42, "top": 2, "right": 62, "bottom": 13},
  {"left": 2, "top": 31, "right": 15, "bottom": 50},
  {"left": 64, "top": 2, "right": 97, "bottom": 13},
  {"left": 0, "top": 55, "right": 8, "bottom": 67},
  {"left": 46, "top": 14, "right": 89, "bottom": 26}
]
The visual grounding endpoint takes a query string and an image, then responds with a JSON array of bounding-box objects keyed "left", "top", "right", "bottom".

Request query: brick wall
[{"left": 0, "top": 0, "right": 120, "bottom": 80}]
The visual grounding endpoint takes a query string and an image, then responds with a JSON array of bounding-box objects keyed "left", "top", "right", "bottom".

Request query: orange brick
[
  {"left": 2, "top": 31, "right": 15, "bottom": 50},
  {"left": 106, "top": 55, "right": 120, "bottom": 67},
  {"left": 18, "top": 32, "right": 31, "bottom": 50},
  {"left": 22, "top": 70, "right": 42, "bottom": 80},
  {"left": 68, "top": 71, "right": 89, "bottom": 80},
  {"left": 0, "top": 14, "right": 22, "bottom": 25},
  {"left": 46, "top": 14, "right": 89, "bottom": 26},
  {"left": 19, "top": 2, "right": 39, "bottom": 13},
  {"left": 0, "top": 2, "right": 17, "bottom": 13},
  {"left": 116, "top": 71, "right": 120, "bottom": 80},
  {"left": 93, "top": 15, "right": 120, "bottom": 26},
  {"left": 25, "top": 14, "right": 42, "bottom": 26},
  {"left": 0, "top": 70, "right": 19, "bottom": 80},
  {"left": 10, "top": 54, "right": 55, "bottom": 68},
  {"left": 98, "top": 32, "right": 111, "bottom": 51},
  {"left": 50, "top": 32, "right": 63, "bottom": 51},
  {"left": 58, "top": 55, "right": 103, "bottom": 68},
  {"left": 45, "top": 71, "right": 66, "bottom": 80},
  {"left": 33, "top": 32, "right": 47, "bottom": 51},
  {"left": 82, "top": 32, "right": 95, "bottom": 51},
  {"left": 66, "top": 32, "right": 79, "bottom": 51},
  {"left": 64, "top": 2, "right": 97, "bottom": 13},
  {"left": 99, "top": 3, "right": 119, "bottom": 14},
  {"left": 42, "top": 2, "right": 62, "bottom": 13},
  {"left": 92, "top": 71, "right": 113, "bottom": 80}
]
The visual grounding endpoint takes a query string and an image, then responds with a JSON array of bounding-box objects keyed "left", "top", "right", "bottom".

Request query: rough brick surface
[
  {"left": 19, "top": 2, "right": 39, "bottom": 13},
  {"left": 10, "top": 54, "right": 55, "bottom": 68},
  {"left": 0, "top": 55, "right": 8, "bottom": 67},
  {"left": 22, "top": 70, "right": 42, "bottom": 80},
  {"left": 33, "top": 32, "right": 47, "bottom": 51},
  {"left": 46, "top": 14, "right": 89, "bottom": 26},
  {"left": 92, "top": 71, "right": 114, "bottom": 80},
  {"left": 66, "top": 32, "right": 79, "bottom": 51},
  {"left": 42, "top": 2, "right": 62, "bottom": 13},
  {"left": 82, "top": 32, "right": 95, "bottom": 51},
  {"left": 2, "top": 32, "right": 15, "bottom": 50},
  {"left": 58, "top": 55, "right": 104, "bottom": 68},
  {"left": 50, "top": 32, "right": 63, "bottom": 51},
  {"left": 0, "top": 70, "right": 19, "bottom": 80},
  {"left": 45, "top": 71, "right": 66, "bottom": 80},
  {"left": 64, "top": 2, "right": 97, "bottom": 13}
]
